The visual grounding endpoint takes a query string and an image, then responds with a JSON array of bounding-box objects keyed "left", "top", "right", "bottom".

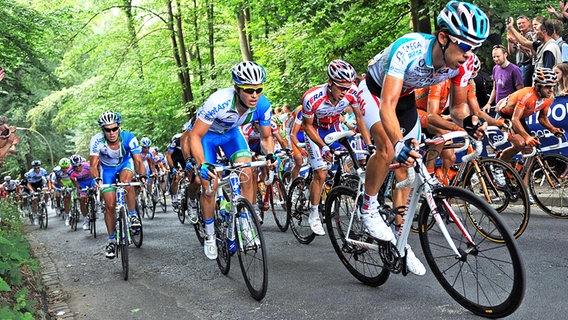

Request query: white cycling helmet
[
  {"left": 69, "top": 154, "right": 83, "bottom": 166},
  {"left": 4, "top": 175, "right": 11, "bottom": 182},
  {"left": 140, "top": 137, "right": 152, "bottom": 147},
  {"left": 327, "top": 60, "right": 357, "bottom": 83},
  {"left": 231, "top": 61, "right": 266, "bottom": 85},
  {"left": 98, "top": 111, "right": 122, "bottom": 127},
  {"left": 437, "top": 1, "right": 489, "bottom": 47}
]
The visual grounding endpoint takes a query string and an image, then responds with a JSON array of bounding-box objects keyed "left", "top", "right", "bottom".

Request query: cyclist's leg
[
  {"left": 118, "top": 160, "right": 139, "bottom": 227},
  {"left": 101, "top": 165, "right": 119, "bottom": 258},
  {"left": 304, "top": 135, "right": 328, "bottom": 235}
]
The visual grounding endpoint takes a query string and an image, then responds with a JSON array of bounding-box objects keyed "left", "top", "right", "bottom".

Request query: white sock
[{"left": 310, "top": 205, "right": 319, "bottom": 220}]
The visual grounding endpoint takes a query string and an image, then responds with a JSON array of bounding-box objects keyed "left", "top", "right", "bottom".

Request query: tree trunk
[
  {"left": 175, "top": 0, "right": 193, "bottom": 103},
  {"left": 192, "top": 0, "right": 204, "bottom": 88},
  {"left": 166, "top": 1, "right": 186, "bottom": 104},
  {"left": 409, "top": 0, "right": 431, "bottom": 34},
  {"left": 237, "top": 2, "right": 253, "bottom": 61},
  {"left": 121, "top": 0, "right": 144, "bottom": 80},
  {"left": 207, "top": 0, "right": 216, "bottom": 82}
]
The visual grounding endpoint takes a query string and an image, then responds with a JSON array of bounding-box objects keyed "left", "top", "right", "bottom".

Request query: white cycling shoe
[
  {"left": 405, "top": 244, "right": 426, "bottom": 276},
  {"left": 360, "top": 209, "right": 395, "bottom": 242},
  {"left": 308, "top": 216, "right": 325, "bottom": 236},
  {"left": 204, "top": 236, "right": 217, "bottom": 260}
]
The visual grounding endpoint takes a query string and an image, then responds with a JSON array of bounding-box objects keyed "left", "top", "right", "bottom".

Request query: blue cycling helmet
[
  {"left": 437, "top": 1, "right": 489, "bottom": 46},
  {"left": 231, "top": 61, "right": 266, "bottom": 85},
  {"left": 69, "top": 155, "right": 82, "bottom": 166},
  {"left": 140, "top": 137, "right": 152, "bottom": 147},
  {"left": 98, "top": 111, "right": 122, "bottom": 127}
]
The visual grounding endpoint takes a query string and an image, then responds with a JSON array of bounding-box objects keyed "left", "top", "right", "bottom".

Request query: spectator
[
  {"left": 508, "top": 18, "right": 561, "bottom": 71},
  {"left": 0, "top": 116, "right": 20, "bottom": 166},
  {"left": 546, "top": 2, "right": 568, "bottom": 23},
  {"left": 550, "top": 19, "right": 568, "bottom": 62},
  {"left": 553, "top": 62, "right": 568, "bottom": 95},
  {"left": 483, "top": 45, "right": 524, "bottom": 113},
  {"left": 507, "top": 15, "right": 536, "bottom": 86}
]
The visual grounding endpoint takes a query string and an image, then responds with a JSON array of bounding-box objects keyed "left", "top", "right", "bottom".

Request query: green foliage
[{"left": 0, "top": 201, "right": 40, "bottom": 318}]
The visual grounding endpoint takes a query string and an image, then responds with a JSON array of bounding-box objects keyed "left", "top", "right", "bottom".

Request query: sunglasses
[
  {"left": 333, "top": 82, "right": 351, "bottom": 92},
  {"left": 448, "top": 35, "right": 479, "bottom": 53},
  {"left": 103, "top": 126, "right": 120, "bottom": 133},
  {"left": 239, "top": 86, "right": 263, "bottom": 95},
  {"left": 493, "top": 44, "right": 505, "bottom": 49}
]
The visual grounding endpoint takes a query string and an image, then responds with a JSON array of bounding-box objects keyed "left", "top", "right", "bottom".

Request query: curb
[{"left": 29, "top": 232, "right": 76, "bottom": 320}]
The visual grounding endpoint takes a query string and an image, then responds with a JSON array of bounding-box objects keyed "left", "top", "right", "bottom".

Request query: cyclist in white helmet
[
  {"left": 357, "top": 1, "right": 491, "bottom": 276},
  {"left": 301, "top": 59, "right": 372, "bottom": 236},
  {"left": 189, "top": 61, "right": 278, "bottom": 260},
  {"left": 90, "top": 111, "right": 147, "bottom": 259}
]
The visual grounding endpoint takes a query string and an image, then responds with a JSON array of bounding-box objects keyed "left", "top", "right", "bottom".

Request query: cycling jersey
[
  {"left": 367, "top": 33, "right": 473, "bottom": 97},
  {"left": 26, "top": 168, "right": 48, "bottom": 184},
  {"left": 167, "top": 133, "right": 185, "bottom": 169},
  {"left": 53, "top": 166, "right": 73, "bottom": 188},
  {"left": 302, "top": 84, "right": 359, "bottom": 130},
  {"left": 90, "top": 131, "right": 141, "bottom": 167},
  {"left": 69, "top": 162, "right": 95, "bottom": 189},
  {"left": 497, "top": 86, "right": 554, "bottom": 119},
  {"left": 197, "top": 87, "right": 271, "bottom": 134},
  {"left": 2, "top": 181, "right": 18, "bottom": 192},
  {"left": 241, "top": 120, "right": 279, "bottom": 144}
]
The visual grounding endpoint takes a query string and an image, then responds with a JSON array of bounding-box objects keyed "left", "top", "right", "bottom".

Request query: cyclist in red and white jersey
[
  {"left": 357, "top": 1, "right": 491, "bottom": 276},
  {"left": 302, "top": 60, "right": 372, "bottom": 235}
]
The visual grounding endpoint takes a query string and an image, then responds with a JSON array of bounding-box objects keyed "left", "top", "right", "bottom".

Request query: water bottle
[
  {"left": 117, "top": 189, "right": 124, "bottom": 206},
  {"left": 219, "top": 199, "right": 230, "bottom": 221},
  {"left": 229, "top": 172, "right": 241, "bottom": 195}
]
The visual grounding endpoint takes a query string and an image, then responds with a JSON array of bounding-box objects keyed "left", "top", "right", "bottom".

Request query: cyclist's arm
[
  {"left": 427, "top": 95, "right": 459, "bottom": 132},
  {"left": 272, "top": 128, "right": 288, "bottom": 149},
  {"left": 450, "top": 83, "right": 487, "bottom": 138},
  {"left": 352, "top": 107, "right": 372, "bottom": 146},
  {"left": 259, "top": 124, "right": 275, "bottom": 155},
  {"left": 180, "top": 130, "right": 191, "bottom": 160},
  {"left": 537, "top": 106, "right": 558, "bottom": 132},
  {"left": 89, "top": 155, "right": 100, "bottom": 179},
  {"left": 467, "top": 90, "right": 501, "bottom": 127},
  {"left": 302, "top": 116, "right": 325, "bottom": 148},
  {"left": 379, "top": 74, "right": 405, "bottom": 144},
  {"left": 132, "top": 153, "right": 146, "bottom": 177},
  {"left": 290, "top": 122, "right": 301, "bottom": 148},
  {"left": 189, "top": 118, "right": 210, "bottom": 166}
]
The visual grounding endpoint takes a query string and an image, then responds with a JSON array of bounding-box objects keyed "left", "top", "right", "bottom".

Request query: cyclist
[
  {"left": 287, "top": 106, "right": 306, "bottom": 182},
  {"left": 152, "top": 148, "right": 170, "bottom": 197},
  {"left": 301, "top": 59, "right": 372, "bottom": 236},
  {"left": 89, "top": 111, "right": 146, "bottom": 259},
  {"left": 69, "top": 155, "right": 96, "bottom": 230},
  {"left": 189, "top": 61, "right": 277, "bottom": 260},
  {"left": 166, "top": 132, "right": 185, "bottom": 207},
  {"left": 26, "top": 160, "right": 49, "bottom": 225},
  {"left": 357, "top": 1, "right": 490, "bottom": 275},
  {"left": 2, "top": 176, "right": 22, "bottom": 201},
  {"left": 54, "top": 157, "right": 74, "bottom": 225},
  {"left": 139, "top": 137, "right": 157, "bottom": 200},
  {"left": 496, "top": 67, "right": 565, "bottom": 161}
]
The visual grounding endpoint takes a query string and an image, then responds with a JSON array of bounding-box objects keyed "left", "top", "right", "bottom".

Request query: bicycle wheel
[
  {"left": 193, "top": 191, "right": 206, "bottom": 246},
  {"left": 324, "top": 186, "right": 390, "bottom": 287},
  {"left": 151, "top": 184, "right": 158, "bottom": 218},
  {"left": 131, "top": 211, "right": 144, "bottom": 248},
  {"left": 160, "top": 183, "right": 167, "bottom": 213},
  {"left": 286, "top": 177, "right": 316, "bottom": 244},
  {"left": 71, "top": 200, "right": 79, "bottom": 231},
  {"left": 236, "top": 197, "right": 268, "bottom": 301},
  {"left": 418, "top": 186, "right": 525, "bottom": 318},
  {"left": 89, "top": 196, "right": 97, "bottom": 238},
  {"left": 281, "top": 171, "right": 292, "bottom": 186},
  {"left": 42, "top": 204, "right": 48, "bottom": 229},
  {"left": 269, "top": 177, "right": 289, "bottom": 232},
  {"left": 215, "top": 202, "right": 231, "bottom": 275},
  {"left": 528, "top": 154, "right": 568, "bottom": 218},
  {"left": 147, "top": 189, "right": 155, "bottom": 220},
  {"left": 462, "top": 158, "right": 530, "bottom": 239},
  {"left": 118, "top": 206, "right": 129, "bottom": 281}
]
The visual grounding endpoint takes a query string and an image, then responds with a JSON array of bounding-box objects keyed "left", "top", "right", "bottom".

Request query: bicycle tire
[
  {"left": 151, "top": 184, "right": 158, "bottom": 218},
  {"left": 528, "top": 154, "right": 568, "bottom": 218},
  {"left": 131, "top": 211, "right": 144, "bottom": 248},
  {"left": 193, "top": 190, "right": 206, "bottom": 246},
  {"left": 462, "top": 158, "right": 530, "bottom": 239},
  {"left": 71, "top": 200, "right": 79, "bottom": 231},
  {"left": 324, "top": 186, "right": 390, "bottom": 287},
  {"left": 118, "top": 206, "right": 129, "bottom": 281},
  {"left": 42, "top": 204, "right": 48, "bottom": 229},
  {"left": 286, "top": 177, "right": 316, "bottom": 244},
  {"left": 282, "top": 171, "right": 292, "bottom": 187},
  {"left": 269, "top": 177, "right": 289, "bottom": 232},
  {"left": 147, "top": 189, "right": 155, "bottom": 220},
  {"left": 236, "top": 197, "right": 268, "bottom": 301},
  {"left": 418, "top": 186, "right": 525, "bottom": 318},
  {"left": 160, "top": 183, "right": 167, "bottom": 213},
  {"left": 89, "top": 195, "right": 97, "bottom": 238},
  {"left": 215, "top": 199, "right": 231, "bottom": 275}
]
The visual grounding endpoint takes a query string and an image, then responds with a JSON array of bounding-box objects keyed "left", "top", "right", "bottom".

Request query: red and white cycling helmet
[{"left": 327, "top": 59, "right": 357, "bottom": 83}]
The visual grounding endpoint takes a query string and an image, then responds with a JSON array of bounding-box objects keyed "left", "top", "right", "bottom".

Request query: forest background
[{"left": 0, "top": 0, "right": 555, "bottom": 177}]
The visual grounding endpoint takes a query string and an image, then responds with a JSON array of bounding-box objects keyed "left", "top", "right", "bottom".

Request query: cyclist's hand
[
  {"left": 170, "top": 167, "right": 177, "bottom": 175},
  {"left": 552, "top": 127, "right": 565, "bottom": 137},
  {"left": 321, "top": 145, "right": 332, "bottom": 163},
  {"left": 394, "top": 139, "right": 421, "bottom": 166},
  {"left": 525, "top": 136, "right": 540, "bottom": 147},
  {"left": 265, "top": 153, "right": 279, "bottom": 167},
  {"left": 199, "top": 163, "right": 216, "bottom": 180},
  {"left": 185, "top": 161, "right": 193, "bottom": 172},
  {"left": 366, "top": 144, "right": 376, "bottom": 154},
  {"left": 463, "top": 115, "right": 487, "bottom": 140},
  {"left": 496, "top": 118, "right": 512, "bottom": 130}
]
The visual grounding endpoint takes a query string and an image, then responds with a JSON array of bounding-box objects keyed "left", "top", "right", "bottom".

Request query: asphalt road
[{"left": 27, "top": 200, "right": 568, "bottom": 320}]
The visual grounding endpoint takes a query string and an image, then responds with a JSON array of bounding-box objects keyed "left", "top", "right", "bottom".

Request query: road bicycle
[
  {"left": 136, "top": 181, "right": 150, "bottom": 220},
  {"left": 69, "top": 189, "right": 80, "bottom": 231},
  {"left": 150, "top": 172, "right": 167, "bottom": 217},
  {"left": 33, "top": 190, "right": 49, "bottom": 229},
  {"left": 81, "top": 186, "right": 99, "bottom": 238},
  {"left": 488, "top": 129, "right": 568, "bottom": 218},
  {"left": 286, "top": 131, "right": 361, "bottom": 244},
  {"left": 206, "top": 159, "right": 269, "bottom": 301},
  {"left": 324, "top": 131, "right": 525, "bottom": 318},
  {"left": 101, "top": 181, "right": 144, "bottom": 280},
  {"left": 255, "top": 153, "right": 288, "bottom": 231}
]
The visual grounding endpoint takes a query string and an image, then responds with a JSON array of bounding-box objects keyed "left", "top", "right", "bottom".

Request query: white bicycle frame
[{"left": 345, "top": 131, "right": 478, "bottom": 260}]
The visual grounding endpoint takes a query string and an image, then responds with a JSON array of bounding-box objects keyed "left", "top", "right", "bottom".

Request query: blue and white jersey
[
  {"left": 26, "top": 168, "right": 48, "bottom": 183},
  {"left": 367, "top": 33, "right": 474, "bottom": 97},
  {"left": 2, "top": 180, "right": 19, "bottom": 192},
  {"left": 196, "top": 87, "right": 272, "bottom": 134},
  {"left": 89, "top": 131, "right": 142, "bottom": 167}
]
